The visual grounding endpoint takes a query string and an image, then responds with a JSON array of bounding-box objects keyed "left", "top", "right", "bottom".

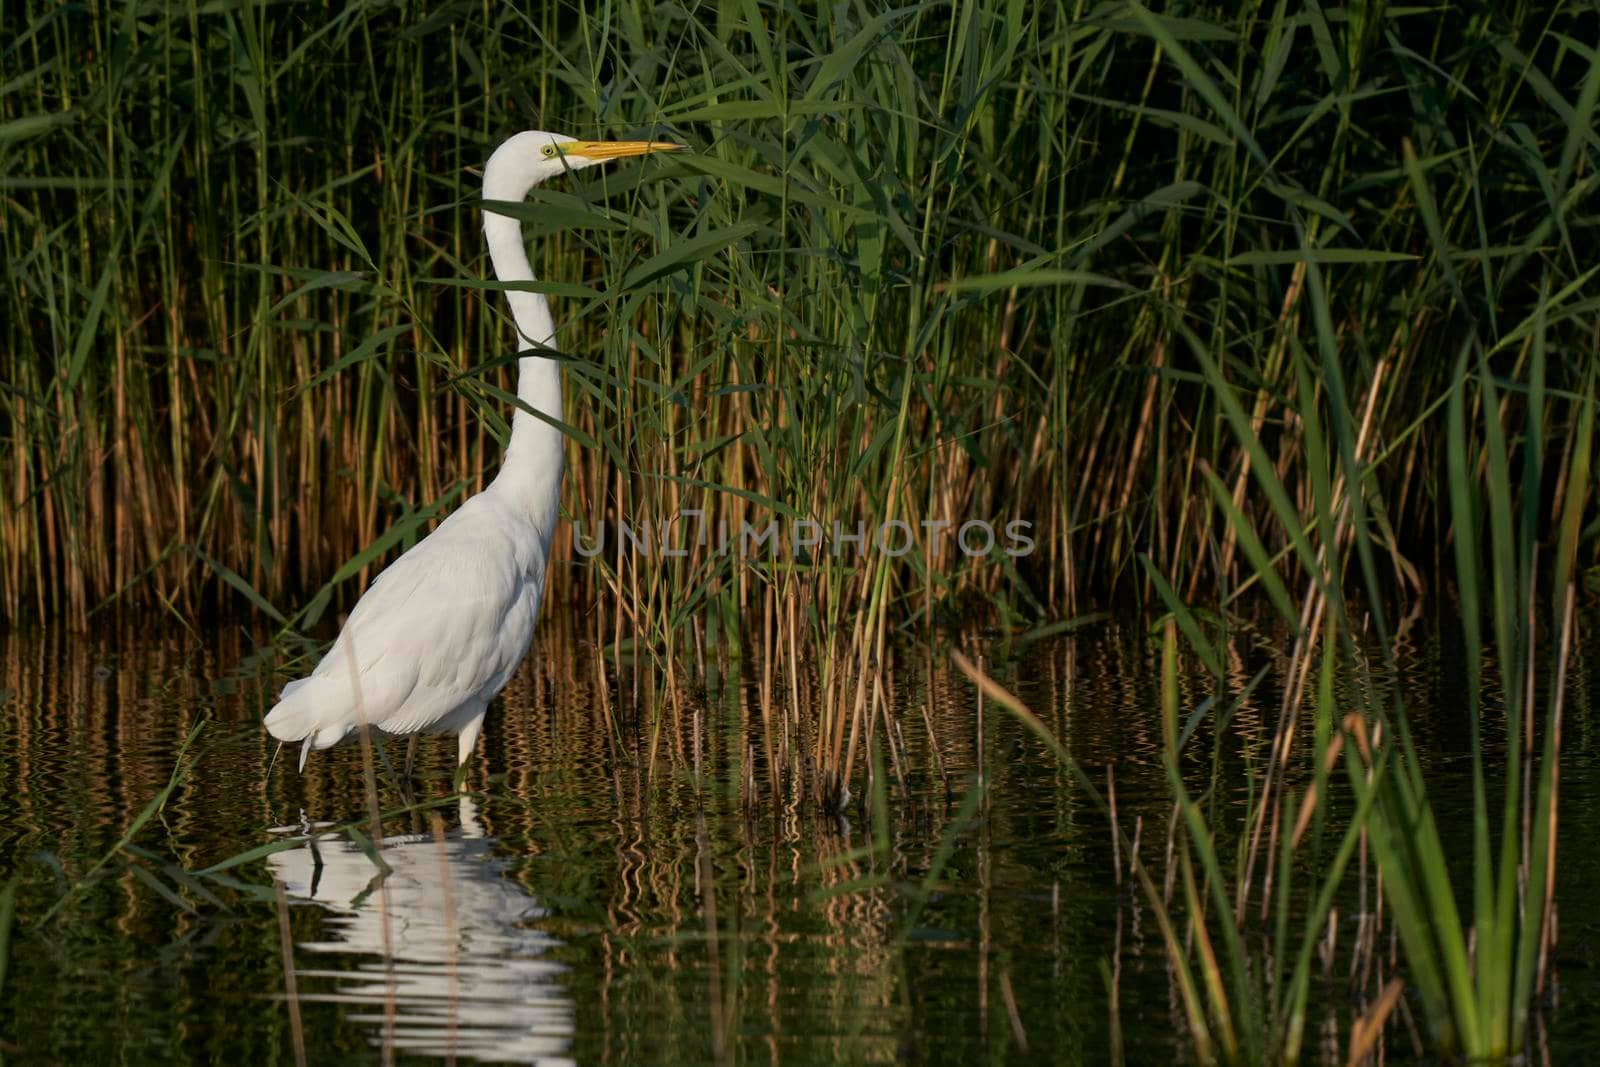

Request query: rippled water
[
  {"left": 268, "top": 801, "right": 570, "bottom": 1062},
  {"left": 2, "top": 621, "right": 1600, "bottom": 1064}
]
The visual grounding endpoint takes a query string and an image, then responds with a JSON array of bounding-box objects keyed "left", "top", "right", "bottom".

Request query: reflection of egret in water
[{"left": 269, "top": 797, "right": 573, "bottom": 1065}]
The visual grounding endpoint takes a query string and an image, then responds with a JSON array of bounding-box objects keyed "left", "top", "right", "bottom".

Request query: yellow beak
[{"left": 567, "top": 140, "right": 685, "bottom": 160}]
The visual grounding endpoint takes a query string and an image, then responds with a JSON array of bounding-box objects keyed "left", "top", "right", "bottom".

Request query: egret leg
[
  {"left": 454, "top": 708, "right": 487, "bottom": 794},
  {"left": 403, "top": 735, "right": 420, "bottom": 781}
]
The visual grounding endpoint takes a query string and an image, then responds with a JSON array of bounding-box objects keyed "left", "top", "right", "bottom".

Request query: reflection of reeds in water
[
  {"left": 0, "top": 624, "right": 215, "bottom": 863},
  {"left": 268, "top": 798, "right": 573, "bottom": 1066},
  {"left": 0, "top": 617, "right": 1402, "bottom": 1063},
  {"left": 3, "top": 589, "right": 1584, "bottom": 1065},
  {"left": 2, "top": 624, "right": 999, "bottom": 1062},
  {"left": 571, "top": 767, "right": 904, "bottom": 1065}
]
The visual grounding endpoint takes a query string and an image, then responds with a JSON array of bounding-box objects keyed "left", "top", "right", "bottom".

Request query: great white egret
[{"left": 265, "top": 131, "right": 682, "bottom": 777}]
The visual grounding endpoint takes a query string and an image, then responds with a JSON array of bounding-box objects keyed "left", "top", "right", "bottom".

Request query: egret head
[{"left": 483, "top": 130, "right": 683, "bottom": 201}]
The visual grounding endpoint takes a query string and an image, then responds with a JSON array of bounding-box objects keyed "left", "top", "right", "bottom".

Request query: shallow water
[{"left": 2, "top": 620, "right": 1599, "bottom": 1064}]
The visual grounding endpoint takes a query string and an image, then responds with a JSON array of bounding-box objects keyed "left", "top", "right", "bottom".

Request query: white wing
[{"left": 264, "top": 494, "right": 543, "bottom": 751}]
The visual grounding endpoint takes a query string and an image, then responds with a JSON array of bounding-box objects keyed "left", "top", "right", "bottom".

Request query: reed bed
[{"left": 1, "top": 0, "right": 1591, "bottom": 620}]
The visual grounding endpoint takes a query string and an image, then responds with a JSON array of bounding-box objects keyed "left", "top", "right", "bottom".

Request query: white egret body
[{"left": 265, "top": 131, "right": 681, "bottom": 772}]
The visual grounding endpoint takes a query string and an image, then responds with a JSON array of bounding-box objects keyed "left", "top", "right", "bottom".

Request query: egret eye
[{"left": 541, "top": 144, "right": 557, "bottom": 159}]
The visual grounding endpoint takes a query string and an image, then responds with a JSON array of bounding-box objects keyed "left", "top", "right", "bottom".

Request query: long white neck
[{"left": 483, "top": 210, "right": 563, "bottom": 538}]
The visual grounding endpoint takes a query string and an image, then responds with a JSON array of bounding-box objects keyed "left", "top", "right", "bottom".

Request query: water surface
[{"left": 2, "top": 621, "right": 1599, "bottom": 1064}]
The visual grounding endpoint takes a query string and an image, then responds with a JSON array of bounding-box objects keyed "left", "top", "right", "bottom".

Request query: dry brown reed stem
[
  {"left": 1105, "top": 899, "right": 1126, "bottom": 1066},
  {"left": 1219, "top": 261, "right": 1308, "bottom": 584},
  {"left": 430, "top": 812, "right": 460, "bottom": 1067},
  {"left": 1181, "top": 849, "right": 1235, "bottom": 1055},
  {"left": 974, "top": 650, "right": 987, "bottom": 792},
  {"left": 697, "top": 809, "right": 729, "bottom": 1067},
  {"left": 1239, "top": 358, "right": 1390, "bottom": 920},
  {"left": 978, "top": 726, "right": 993, "bottom": 1047},
  {"left": 340, "top": 634, "right": 396, "bottom": 1065},
  {"left": 1291, "top": 731, "right": 1346, "bottom": 850},
  {"left": 1107, "top": 764, "right": 1121, "bottom": 885},
  {"left": 1538, "top": 581, "right": 1576, "bottom": 994},
  {"left": 273, "top": 878, "right": 309, "bottom": 1067},
  {"left": 916, "top": 656, "right": 951, "bottom": 798},
  {"left": 1346, "top": 976, "right": 1404, "bottom": 1067},
  {"left": 984, "top": 955, "right": 1023, "bottom": 1052}
]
